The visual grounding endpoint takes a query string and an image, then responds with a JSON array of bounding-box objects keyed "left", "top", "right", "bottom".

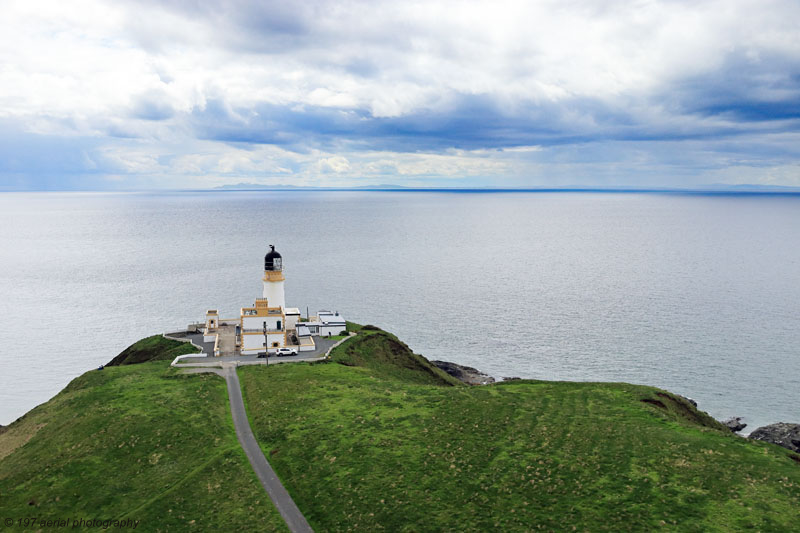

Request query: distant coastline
[
  {"left": 4, "top": 184, "right": 800, "bottom": 194},
  {"left": 211, "top": 183, "right": 800, "bottom": 194}
]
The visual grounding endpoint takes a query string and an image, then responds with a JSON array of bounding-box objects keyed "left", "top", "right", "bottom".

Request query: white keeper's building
[{"left": 202, "top": 245, "right": 347, "bottom": 356}]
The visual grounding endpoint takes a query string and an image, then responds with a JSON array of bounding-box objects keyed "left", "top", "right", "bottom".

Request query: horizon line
[{"left": 4, "top": 185, "right": 800, "bottom": 195}]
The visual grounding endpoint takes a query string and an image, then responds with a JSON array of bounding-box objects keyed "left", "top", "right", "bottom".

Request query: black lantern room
[{"left": 264, "top": 245, "right": 282, "bottom": 271}]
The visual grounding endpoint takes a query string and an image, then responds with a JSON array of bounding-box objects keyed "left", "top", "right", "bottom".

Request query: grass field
[
  {"left": 106, "top": 334, "right": 199, "bottom": 366},
  {"left": 0, "top": 337, "right": 286, "bottom": 532},
  {"left": 3, "top": 329, "right": 799, "bottom": 532},
  {"left": 240, "top": 327, "right": 800, "bottom": 532}
]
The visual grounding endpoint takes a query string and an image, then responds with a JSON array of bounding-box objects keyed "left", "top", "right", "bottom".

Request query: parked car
[{"left": 275, "top": 347, "right": 298, "bottom": 357}]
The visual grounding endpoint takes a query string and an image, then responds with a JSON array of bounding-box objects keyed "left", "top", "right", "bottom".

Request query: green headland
[{"left": 1, "top": 327, "right": 799, "bottom": 531}]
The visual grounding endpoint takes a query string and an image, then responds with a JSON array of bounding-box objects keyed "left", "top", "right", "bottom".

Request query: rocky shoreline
[
  {"left": 431, "top": 361, "right": 495, "bottom": 386},
  {"left": 433, "top": 360, "right": 800, "bottom": 454},
  {"left": 749, "top": 423, "right": 800, "bottom": 453},
  {"left": 722, "top": 417, "right": 747, "bottom": 433},
  {"left": 713, "top": 417, "right": 800, "bottom": 454}
]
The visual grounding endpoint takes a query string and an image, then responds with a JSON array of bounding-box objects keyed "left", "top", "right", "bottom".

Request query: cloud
[
  {"left": 129, "top": 89, "right": 176, "bottom": 121},
  {"left": 317, "top": 156, "right": 350, "bottom": 174},
  {"left": 2, "top": 0, "right": 800, "bottom": 189}
]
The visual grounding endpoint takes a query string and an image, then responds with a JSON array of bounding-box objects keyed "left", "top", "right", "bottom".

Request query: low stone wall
[
  {"left": 169, "top": 353, "right": 208, "bottom": 367},
  {"left": 163, "top": 331, "right": 206, "bottom": 353},
  {"left": 323, "top": 332, "right": 356, "bottom": 359}
]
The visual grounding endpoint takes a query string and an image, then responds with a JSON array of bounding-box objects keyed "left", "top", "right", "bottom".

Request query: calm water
[{"left": 1, "top": 191, "right": 799, "bottom": 431}]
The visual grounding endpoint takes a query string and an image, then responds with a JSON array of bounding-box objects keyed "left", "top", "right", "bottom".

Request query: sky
[{"left": 1, "top": 0, "right": 800, "bottom": 190}]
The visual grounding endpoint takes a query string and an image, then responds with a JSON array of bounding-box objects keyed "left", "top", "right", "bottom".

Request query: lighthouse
[
  {"left": 203, "top": 244, "right": 346, "bottom": 356},
  {"left": 263, "top": 245, "right": 285, "bottom": 309}
]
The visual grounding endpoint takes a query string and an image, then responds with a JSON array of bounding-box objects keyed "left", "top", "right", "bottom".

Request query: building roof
[
  {"left": 285, "top": 307, "right": 301, "bottom": 315},
  {"left": 307, "top": 320, "right": 346, "bottom": 327},
  {"left": 318, "top": 311, "right": 345, "bottom": 325}
]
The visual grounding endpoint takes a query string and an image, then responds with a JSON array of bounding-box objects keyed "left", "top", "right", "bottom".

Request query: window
[
  {"left": 272, "top": 342, "right": 279, "bottom": 347},
  {"left": 277, "top": 320, "right": 281, "bottom": 330}
]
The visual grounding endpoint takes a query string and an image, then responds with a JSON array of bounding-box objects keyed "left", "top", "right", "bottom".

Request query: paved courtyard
[{"left": 171, "top": 332, "right": 342, "bottom": 364}]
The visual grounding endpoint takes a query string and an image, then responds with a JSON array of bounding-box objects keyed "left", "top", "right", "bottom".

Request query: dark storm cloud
[
  {"left": 0, "top": 121, "right": 106, "bottom": 190},
  {"left": 188, "top": 90, "right": 770, "bottom": 154},
  {"left": 665, "top": 52, "right": 800, "bottom": 123},
  {"left": 189, "top": 95, "right": 571, "bottom": 152}
]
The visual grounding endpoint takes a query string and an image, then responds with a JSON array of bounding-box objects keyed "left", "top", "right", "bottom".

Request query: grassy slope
[
  {"left": 240, "top": 328, "right": 800, "bottom": 532},
  {"left": 0, "top": 360, "right": 286, "bottom": 532},
  {"left": 332, "top": 328, "right": 462, "bottom": 386},
  {"left": 106, "top": 335, "right": 199, "bottom": 366}
]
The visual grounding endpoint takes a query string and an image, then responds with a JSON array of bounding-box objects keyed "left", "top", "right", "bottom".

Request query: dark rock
[
  {"left": 722, "top": 417, "right": 747, "bottom": 433},
  {"left": 749, "top": 423, "right": 800, "bottom": 453},
  {"left": 502, "top": 377, "right": 522, "bottom": 381},
  {"left": 431, "top": 360, "right": 495, "bottom": 386},
  {"left": 679, "top": 395, "right": 698, "bottom": 407}
]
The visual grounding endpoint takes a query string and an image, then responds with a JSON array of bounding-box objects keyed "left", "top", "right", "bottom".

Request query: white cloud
[
  {"left": 317, "top": 156, "right": 351, "bottom": 174},
  {"left": 97, "top": 146, "right": 161, "bottom": 174},
  {"left": 1, "top": 0, "right": 800, "bottom": 188},
  {"left": 5, "top": 0, "right": 797, "bottom": 125}
]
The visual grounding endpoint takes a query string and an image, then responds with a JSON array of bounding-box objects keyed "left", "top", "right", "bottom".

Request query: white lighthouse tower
[{"left": 263, "top": 245, "right": 285, "bottom": 309}]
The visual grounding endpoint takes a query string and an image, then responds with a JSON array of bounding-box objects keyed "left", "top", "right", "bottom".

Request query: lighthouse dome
[{"left": 264, "top": 245, "right": 282, "bottom": 271}]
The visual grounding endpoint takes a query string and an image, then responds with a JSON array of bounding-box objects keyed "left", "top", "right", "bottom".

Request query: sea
[{"left": 1, "top": 190, "right": 799, "bottom": 432}]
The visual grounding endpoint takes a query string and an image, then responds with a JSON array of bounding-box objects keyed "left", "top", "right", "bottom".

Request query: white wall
[
  {"left": 319, "top": 324, "right": 346, "bottom": 337},
  {"left": 268, "top": 333, "right": 284, "bottom": 349},
  {"left": 242, "top": 315, "right": 282, "bottom": 331},
  {"left": 298, "top": 339, "right": 315, "bottom": 352},
  {"left": 241, "top": 332, "right": 285, "bottom": 353},
  {"left": 262, "top": 280, "right": 285, "bottom": 309},
  {"left": 285, "top": 314, "right": 300, "bottom": 330}
]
